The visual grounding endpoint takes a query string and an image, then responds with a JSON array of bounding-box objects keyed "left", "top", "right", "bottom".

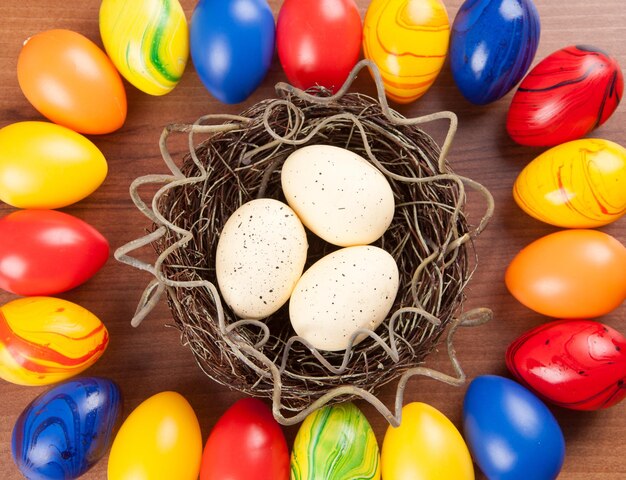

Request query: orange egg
[
  {"left": 17, "top": 29, "right": 127, "bottom": 134},
  {"left": 505, "top": 230, "right": 626, "bottom": 318}
]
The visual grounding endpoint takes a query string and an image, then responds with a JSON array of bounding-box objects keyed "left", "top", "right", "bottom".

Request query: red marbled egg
[
  {"left": 506, "top": 319, "right": 626, "bottom": 410},
  {"left": 507, "top": 45, "right": 623, "bottom": 146}
]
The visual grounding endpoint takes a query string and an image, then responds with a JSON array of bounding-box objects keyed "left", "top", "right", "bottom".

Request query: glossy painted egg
[
  {"left": 12, "top": 377, "right": 122, "bottom": 480},
  {"left": 464, "top": 375, "right": 565, "bottom": 480},
  {"left": 505, "top": 229, "right": 626, "bottom": 318},
  {"left": 190, "top": 0, "right": 275, "bottom": 104},
  {"left": 108, "top": 391, "right": 203, "bottom": 480},
  {"left": 291, "top": 403, "right": 380, "bottom": 480},
  {"left": 0, "top": 297, "right": 108, "bottom": 387},
  {"left": 450, "top": 0, "right": 540, "bottom": 105},
  {"left": 17, "top": 29, "right": 127, "bottom": 134},
  {"left": 506, "top": 319, "right": 626, "bottom": 411},
  {"left": 382, "top": 402, "right": 474, "bottom": 479},
  {"left": 513, "top": 139, "right": 626, "bottom": 228},
  {"left": 0, "top": 209, "right": 109, "bottom": 296},
  {"left": 363, "top": 0, "right": 450, "bottom": 103},
  {"left": 200, "top": 398, "right": 289, "bottom": 480},
  {"left": 216, "top": 199, "right": 308, "bottom": 319},
  {"left": 0, "top": 122, "right": 108, "bottom": 209},
  {"left": 276, "top": 0, "right": 362, "bottom": 92},
  {"left": 507, "top": 45, "right": 624, "bottom": 146},
  {"left": 100, "top": 0, "right": 189, "bottom": 96},
  {"left": 290, "top": 246, "right": 399, "bottom": 351}
]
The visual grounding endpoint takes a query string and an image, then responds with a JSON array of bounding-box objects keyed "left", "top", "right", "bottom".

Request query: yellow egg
[
  {"left": 0, "top": 122, "right": 107, "bottom": 209},
  {"left": 363, "top": 0, "right": 450, "bottom": 103},
  {"left": 514, "top": 138, "right": 626, "bottom": 228},
  {"left": 382, "top": 402, "right": 474, "bottom": 479},
  {"left": 100, "top": 0, "right": 189, "bottom": 96},
  {"left": 108, "top": 391, "right": 203, "bottom": 480}
]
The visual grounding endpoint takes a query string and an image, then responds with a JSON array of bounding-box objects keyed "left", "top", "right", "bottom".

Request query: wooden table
[{"left": 1, "top": 1, "right": 624, "bottom": 478}]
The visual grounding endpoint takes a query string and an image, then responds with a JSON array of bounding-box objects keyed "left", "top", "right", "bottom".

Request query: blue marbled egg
[
  {"left": 450, "top": 0, "right": 541, "bottom": 105},
  {"left": 12, "top": 377, "right": 122, "bottom": 480}
]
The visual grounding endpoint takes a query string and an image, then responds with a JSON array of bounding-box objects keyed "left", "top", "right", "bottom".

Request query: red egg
[
  {"left": 507, "top": 45, "right": 623, "bottom": 146},
  {"left": 0, "top": 210, "right": 109, "bottom": 295},
  {"left": 507, "top": 319, "right": 626, "bottom": 410},
  {"left": 276, "top": 0, "right": 362, "bottom": 92},
  {"left": 200, "top": 398, "right": 289, "bottom": 480}
]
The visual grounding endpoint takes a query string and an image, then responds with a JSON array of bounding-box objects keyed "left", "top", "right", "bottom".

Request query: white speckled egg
[
  {"left": 281, "top": 145, "right": 395, "bottom": 247},
  {"left": 216, "top": 199, "right": 308, "bottom": 319},
  {"left": 289, "top": 246, "right": 399, "bottom": 351}
]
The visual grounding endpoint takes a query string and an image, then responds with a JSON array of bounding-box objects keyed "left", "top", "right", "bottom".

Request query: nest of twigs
[{"left": 116, "top": 61, "right": 493, "bottom": 425}]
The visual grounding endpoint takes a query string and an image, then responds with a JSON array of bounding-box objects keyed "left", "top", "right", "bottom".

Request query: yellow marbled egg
[
  {"left": 514, "top": 139, "right": 626, "bottom": 228},
  {"left": 363, "top": 0, "right": 450, "bottom": 103},
  {"left": 99, "top": 0, "right": 189, "bottom": 96}
]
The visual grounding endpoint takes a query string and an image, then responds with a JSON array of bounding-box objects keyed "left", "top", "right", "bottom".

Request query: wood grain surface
[{"left": 1, "top": 1, "right": 625, "bottom": 478}]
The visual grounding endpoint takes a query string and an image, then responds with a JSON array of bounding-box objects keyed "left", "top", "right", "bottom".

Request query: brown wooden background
[{"left": 1, "top": 1, "right": 625, "bottom": 478}]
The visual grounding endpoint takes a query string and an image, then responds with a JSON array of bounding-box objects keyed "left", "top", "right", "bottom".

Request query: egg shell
[
  {"left": 216, "top": 199, "right": 308, "bottom": 319},
  {"left": 200, "top": 398, "right": 289, "bottom": 480},
  {"left": 0, "top": 122, "right": 107, "bottom": 209},
  {"left": 17, "top": 29, "right": 127, "bottom": 135},
  {"left": 450, "top": 0, "right": 540, "bottom": 105},
  {"left": 513, "top": 138, "right": 626, "bottom": 228},
  {"left": 291, "top": 403, "right": 380, "bottom": 480},
  {"left": 507, "top": 45, "right": 624, "bottom": 146},
  {"left": 463, "top": 375, "right": 565, "bottom": 480},
  {"left": 276, "top": 0, "right": 362, "bottom": 92},
  {"left": 100, "top": 0, "right": 189, "bottom": 96},
  {"left": 190, "top": 0, "right": 275, "bottom": 104},
  {"left": 289, "top": 246, "right": 399, "bottom": 351},
  {"left": 12, "top": 377, "right": 122, "bottom": 480},
  {"left": 0, "top": 209, "right": 110, "bottom": 296},
  {"left": 108, "top": 391, "right": 202, "bottom": 480},
  {"left": 382, "top": 402, "right": 474, "bottom": 480},
  {"left": 505, "top": 229, "right": 626, "bottom": 318},
  {"left": 281, "top": 145, "right": 395, "bottom": 247},
  {"left": 506, "top": 319, "right": 626, "bottom": 411},
  {"left": 0, "top": 297, "right": 108, "bottom": 386},
  {"left": 363, "top": 0, "right": 450, "bottom": 103}
]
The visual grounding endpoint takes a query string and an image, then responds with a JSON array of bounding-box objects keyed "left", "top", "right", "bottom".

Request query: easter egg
[
  {"left": 0, "top": 122, "right": 107, "bottom": 209},
  {"left": 507, "top": 45, "right": 624, "bottom": 146},
  {"left": 190, "top": 0, "right": 275, "bottom": 104},
  {"left": 281, "top": 145, "right": 395, "bottom": 247},
  {"left": 363, "top": 0, "right": 450, "bottom": 103},
  {"left": 200, "top": 398, "right": 289, "bottom": 480},
  {"left": 12, "top": 377, "right": 122, "bottom": 480},
  {"left": 0, "top": 209, "right": 109, "bottom": 296},
  {"left": 505, "top": 229, "right": 626, "bottom": 318},
  {"left": 291, "top": 403, "right": 380, "bottom": 480},
  {"left": 108, "top": 391, "right": 203, "bottom": 480},
  {"left": 513, "top": 139, "right": 626, "bottom": 228},
  {"left": 289, "top": 246, "right": 399, "bottom": 351},
  {"left": 276, "top": 0, "right": 362, "bottom": 92},
  {"left": 216, "top": 199, "right": 308, "bottom": 319},
  {"left": 506, "top": 319, "right": 626, "bottom": 411},
  {"left": 100, "top": 0, "right": 189, "bottom": 96},
  {"left": 0, "top": 297, "right": 108, "bottom": 387},
  {"left": 17, "top": 29, "right": 127, "bottom": 134},
  {"left": 463, "top": 375, "right": 565, "bottom": 480},
  {"left": 450, "top": 0, "right": 540, "bottom": 105},
  {"left": 381, "top": 402, "right": 474, "bottom": 480}
]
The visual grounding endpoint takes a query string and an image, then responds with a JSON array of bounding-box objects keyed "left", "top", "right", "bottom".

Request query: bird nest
[{"left": 116, "top": 61, "right": 494, "bottom": 426}]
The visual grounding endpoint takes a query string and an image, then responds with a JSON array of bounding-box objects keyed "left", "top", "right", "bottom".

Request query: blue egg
[
  {"left": 463, "top": 375, "right": 565, "bottom": 480},
  {"left": 12, "top": 377, "right": 122, "bottom": 480},
  {"left": 190, "top": 0, "right": 276, "bottom": 104},
  {"left": 450, "top": 0, "right": 541, "bottom": 105}
]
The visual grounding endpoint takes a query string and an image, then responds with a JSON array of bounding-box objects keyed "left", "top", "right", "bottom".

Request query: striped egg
[
  {"left": 0, "top": 297, "right": 108, "bottom": 386},
  {"left": 100, "top": 0, "right": 189, "bottom": 96},
  {"left": 363, "top": 0, "right": 450, "bottom": 103}
]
